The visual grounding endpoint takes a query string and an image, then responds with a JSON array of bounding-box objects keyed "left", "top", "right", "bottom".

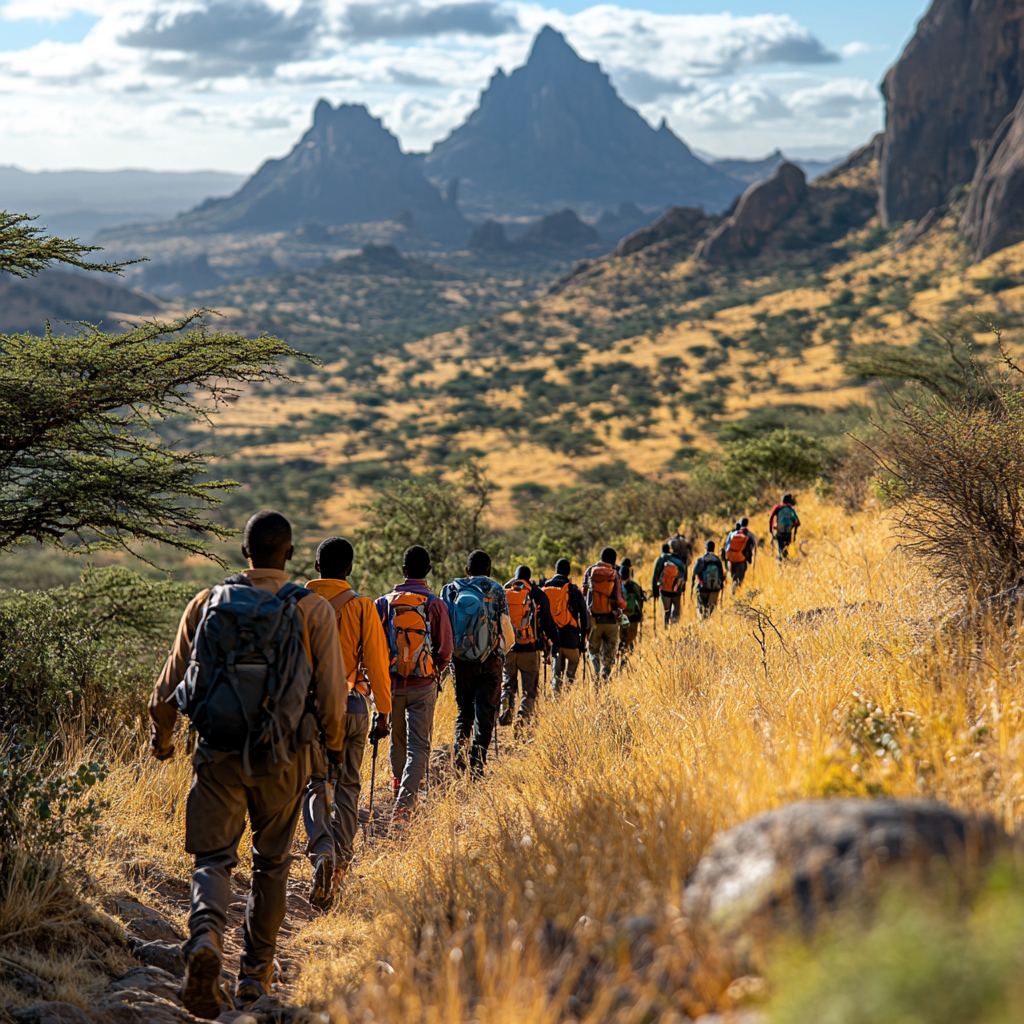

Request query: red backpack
[
  {"left": 586, "top": 564, "right": 619, "bottom": 615},
  {"left": 659, "top": 559, "right": 682, "bottom": 594},
  {"left": 504, "top": 579, "right": 537, "bottom": 645},
  {"left": 726, "top": 530, "right": 748, "bottom": 564}
]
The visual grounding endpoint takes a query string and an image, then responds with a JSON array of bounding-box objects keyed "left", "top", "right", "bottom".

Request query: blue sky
[{"left": 0, "top": 0, "right": 932, "bottom": 172}]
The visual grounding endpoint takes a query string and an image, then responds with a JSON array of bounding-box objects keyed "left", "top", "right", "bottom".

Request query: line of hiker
[{"left": 149, "top": 493, "right": 803, "bottom": 1017}]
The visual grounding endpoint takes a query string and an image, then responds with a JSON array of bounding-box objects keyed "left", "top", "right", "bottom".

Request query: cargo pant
[
  {"left": 588, "top": 622, "right": 619, "bottom": 683},
  {"left": 185, "top": 745, "right": 309, "bottom": 973},
  {"left": 619, "top": 621, "right": 640, "bottom": 656},
  {"left": 661, "top": 592, "right": 682, "bottom": 628},
  {"left": 502, "top": 650, "right": 541, "bottom": 728},
  {"left": 727, "top": 560, "right": 748, "bottom": 591},
  {"left": 552, "top": 647, "right": 580, "bottom": 695},
  {"left": 391, "top": 685, "right": 437, "bottom": 811},
  {"left": 303, "top": 693, "right": 369, "bottom": 873},
  {"left": 453, "top": 653, "right": 503, "bottom": 776},
  {"left": 696, "top": 588, "right": 721, "bottom": 619}
]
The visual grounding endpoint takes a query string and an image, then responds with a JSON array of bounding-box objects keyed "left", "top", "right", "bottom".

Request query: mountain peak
[{"left": 527, "top": 25, "right": 580, "bottom": 66}]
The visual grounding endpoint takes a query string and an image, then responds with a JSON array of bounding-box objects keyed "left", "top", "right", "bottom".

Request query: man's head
[
  {"left": 740, "top": 517, "right": 749, "bottom": 528},
  {"left": 600, "top": 546, "right": 617, "bottom": 565},
  {"left": 735, "top": 521, "right": 742, "bottom": 529},
  {"left": 705, "top": 540, "right": 715, "bottom": 552},
  {"left": 555, "top": 558, "right": 571, "bottom": 577},
  {"left": 315, "top": 536, "right": 354, "bottom": 580},
  {"left": 661, "top": 543, "right": 670, "bottom": 554},
  {"left": 619, "top": 558, "right": 631, "bottom": 580},
  {"left": 515, "top": 564, "right": 531, "bottom": 581},
  {"left": 403, "top": 545, "right": 431, "bottom": 580},
  {"left": 242, "top": 511, "right": 293, "bottom": 569},
  {"left": 783, "top": 493, "right": 795, "bottom": 505},
  {"left": 467, "top": 549, "right": 492, "bottom": 577}
]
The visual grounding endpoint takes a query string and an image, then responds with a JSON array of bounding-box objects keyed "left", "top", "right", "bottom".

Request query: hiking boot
[
  {"left": 235, "top": 958, "right": 275, "bottom": 1008},
  {"left": 182, "top": 932, "right": 225, "bottom": 1020},
  {"left": 497, "top": 694, "right": 514, "bottom": 728},
  {"left": 309, "top": 852, "right": 335, "bottom": 913}
]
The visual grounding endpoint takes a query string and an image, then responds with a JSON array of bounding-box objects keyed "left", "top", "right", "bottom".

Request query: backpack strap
[
  {"left": 223, "top": 573, "right": 252, "bottom": 587},
  {"left": 328, "top": 589, "right": 364, "bottom": 691}
]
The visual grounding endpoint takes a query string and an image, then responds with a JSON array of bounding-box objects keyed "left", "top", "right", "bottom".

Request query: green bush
[{"left": 721, "top": 429, "right": 829, "bottom": 501}]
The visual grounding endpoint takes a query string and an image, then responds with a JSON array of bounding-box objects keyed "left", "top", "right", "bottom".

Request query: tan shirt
[{"left": 149, "top": 568, "right": 347, "bottom": 756}]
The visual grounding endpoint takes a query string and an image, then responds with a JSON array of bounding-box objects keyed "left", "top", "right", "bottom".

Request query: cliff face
[
  {"left": 176, "top": 101, "right": 467, "bottom": 243},
  {"left": 878, "top": 0, "right": 1024, "bottom": 226},
  {"left": 424, "top": 26, "right": 741, "bottom": 218}
]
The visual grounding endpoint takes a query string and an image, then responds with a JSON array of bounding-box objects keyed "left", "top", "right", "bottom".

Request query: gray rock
[
  {"left": 615, "top": 206, "right": 707, "bottom": 257},
  {"left": 133, "top": 940, "right": 185, "bottom": 976},
  {"left": 879, "top": 0, "right": 1024, "bottom": 226},
  {"left": 115, "top": 899, "right": 183, "bottom": 944},
  {"left": 961, "top": 90, "right": 1024, "bottom": 259},
  {"left": 110, "top": 966, "right": 182, "bottom": 1004},
  {"left": 93, "top": 988, "right": 205, "bottom": 1024},
  {"left": 698, "top": 163, "right": 806, "bottom": 262},
  {"left": 684, "top": 798, "right": 1004, "bottom": 936},
  {"left": 11, "top": 1004, "right": 93, "bottom": 1024}
]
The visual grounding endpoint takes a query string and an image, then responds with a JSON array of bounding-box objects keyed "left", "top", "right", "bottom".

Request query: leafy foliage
[
  {"left": 0, "top": 211, "right": 138, "bottom": 278},
  {"left": 721, "top": 429, "right": 829, "bottom": 501}
]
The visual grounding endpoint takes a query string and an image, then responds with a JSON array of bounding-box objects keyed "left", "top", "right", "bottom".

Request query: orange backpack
[
  {"left": 386, "top": 591, "right": 434, "bottom": 679},
  {"left": 586, "top": 564, "right": 619, "bottom": 615},
  {"left": 659, "top": 559, "right": 682, "bottom": 594},
  {"left": 726, "top": 530, "right": 748, "bottom": 564},
  {"left": 542, "top": 582, "right": 578, "bottom": 630},
  {"left": 504, "top": 579, "right": 537, "bottom": 645}
]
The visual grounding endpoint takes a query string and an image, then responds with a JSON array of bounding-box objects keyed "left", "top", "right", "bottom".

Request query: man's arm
[
  {"left": 429, "top": 597, "right": 454, "bottom": 673},
  {"left": 303, "top": 595, "right": 348, "bottom": 755},
  {"left": 496, "top": 586, "right": 515, "bottom": 652},
  {"left": 532, "top": 587, "right": 560, "bottom": 646},
  {"left": 359, "top": 600, "right": 392, "bottom": 716}
]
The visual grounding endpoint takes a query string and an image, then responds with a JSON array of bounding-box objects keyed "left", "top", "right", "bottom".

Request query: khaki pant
[
  {"left": 185, "top": 745, "right": 309, "bottom": 970},
  {"left": 588, "top": 622, "right": 619, "bottom": 682},
  {"left": 303, "top": 694, "right": 369, "bottom": 872},
  {"left": 391, "top": 686, "right": 437, "bottom": 810},
  {"left": 619, "top": 621, "right": 640, "bottom": 655},
  {"left": 502, "top": 650, "right": 541, "bottom": 725},
  {"left": 661, "top": 592, "right": 682, "bottom": 627},
  {"left": 552, "top": 647, "right": 580, "bottom": 695},
  {"left": 696, "top": 589, "right": 721, "bottom": 618}
]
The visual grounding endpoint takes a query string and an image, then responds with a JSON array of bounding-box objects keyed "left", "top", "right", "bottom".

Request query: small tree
[{"left": 721, "top": 429, "right": 827, "bottom": 501}]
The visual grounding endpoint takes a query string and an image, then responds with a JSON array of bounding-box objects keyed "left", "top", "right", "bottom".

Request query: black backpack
[{"left": 172, "top": 576, "right": 312, "bottom": 774}]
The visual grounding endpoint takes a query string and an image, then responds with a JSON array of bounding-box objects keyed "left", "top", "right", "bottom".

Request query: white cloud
[{"left": 0, "top": 0, "right": 883, "bottom": 170}]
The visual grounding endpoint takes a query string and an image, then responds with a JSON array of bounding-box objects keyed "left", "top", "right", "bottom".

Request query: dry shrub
[{"left": 832, "top": 441, "right": 878, "bottom": 514}]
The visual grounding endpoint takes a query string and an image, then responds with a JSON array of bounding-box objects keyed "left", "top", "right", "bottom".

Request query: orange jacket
[{"left": 306, "top": 578, "right": 392, "bottom": 716}]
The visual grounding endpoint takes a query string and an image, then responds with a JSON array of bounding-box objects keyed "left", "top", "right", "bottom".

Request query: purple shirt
[{"left": 375, "top": 579, "right": 453, "bottom": 693}]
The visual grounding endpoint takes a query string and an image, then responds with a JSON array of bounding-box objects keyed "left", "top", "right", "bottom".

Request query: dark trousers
[
  {"left": 453, "top": 653, "right": 503, "bottom": 775},
  {"left": 727, "top": 560, "right": 748, "bottom": 590},
  {"left": 619, "top": 621, "right": 640, "bottom": 655},
  {"left": 185, "top": 747, "right": 308, "bottom": 971},
  {"left": 552, "top": 646, "right": 580, "bottom": 694},
  {"left": 696, "top": 589, "right": 721, "bottom": 618},
  {"left": 502, "top": 650, "right": 541, "bottom": 725},
  {"left": 776, "top": 532, "right": 793, "bottom": 560},
  {"left": 661, "top": 592, "right": 682, "bottom": 627},
  {"left": 303, "top": 694, "right": 369, "bottom": 872}
]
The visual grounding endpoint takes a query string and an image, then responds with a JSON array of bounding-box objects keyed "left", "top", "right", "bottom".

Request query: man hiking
[
  {"left": 443, "top": 550, "right": 514, "bottom": 776},
  {"left": 668, "top": 526, "right": 693, "bottom": 568},
  {"left": 499, "top": 565, "right": 559, "bottom": 735},
  {"left": 652, "top": 542, "right": 686, "bottom": 628},
  {"left": 302, "top": 537, "right": 391, "bottom": 912},
  {"left": 618, "top": 558, "right": 645, "bottom": 656},
  {"left": 541, "top": 558, "right": 589, "bottom": 696},
  {"left": 691, "top": 540, "right": 726, "bottom": 619},
  {"left": 769, "top": 493, "right": 801, "bottom": 561},
  {"left": 722, "top": 518, "right": 756, "bottom": 593},
  {"left": 149, "top": 511, "right": 346, "bottom": 1018},
  {"left": 375, "top": 545, "right": 452, "bottom": 825},
  {"left": 583, "top": 546, "right": 627, "bottom": 684}
]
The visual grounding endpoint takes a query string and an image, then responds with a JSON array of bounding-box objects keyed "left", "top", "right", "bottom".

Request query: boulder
[
  {"left": 11, "top": 1004, "right": 92, "bottom": 1024},
  {"left": 114, "top": 899, "right": 183, "bottom": 944},
  {"left": 961, "top": 91, "right": 1024, "bottom": 259},
  {"left": 684, "top": 798, "right": 1004, "bottom": 937},
  {"left": 132, "top": 939, "right": 186, "bottom": 976},
  {"left": 468, "top": 219, "right": 510, "bottom": 251},
  {"left": 615, "top": 206, "right": 707, "bottom": 257},
  {"left": 698, "top": 163, "right": 807, "bottom": 262},
  {"left": 879, "top": 0, "right": 1024, "bottom": 226},
  {"left": 110, "top": 965, "right": 183, "bottom": 1003}
]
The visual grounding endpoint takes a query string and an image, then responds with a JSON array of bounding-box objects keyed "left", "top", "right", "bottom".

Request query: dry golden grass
[{"left": 60, "top": 495, "right": 1024, "bottom": 1020}]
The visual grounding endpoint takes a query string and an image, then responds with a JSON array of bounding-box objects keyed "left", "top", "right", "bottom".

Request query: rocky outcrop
[
  {"left": 468, "top": 219, "right": 511, "bottom": 250},
  {"left": 518, "top": 208, "right": 602, "bottom": 249},
  {"left": 174, "top": 100, "right": 467, "bottom": 243},
  {"left": 684, "top": 798, "right": 1004, "bottom": 939},
  {"left": 961, "top": 91, "right": 1024, "bottom": 259},
  {"left": 615, "top": 206, "right": 707, "bottom": 257},
  {"left": 878, "top": 0, "right": 1024, "bottom": 226},
  {"left": 424, "top": 26, "right": 741, "bottom": 218},
  {"left": 698, "top": 163, "right": 807, "bottom": 262}
]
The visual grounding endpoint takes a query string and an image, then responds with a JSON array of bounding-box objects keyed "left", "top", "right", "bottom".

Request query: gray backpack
[{"left": 172, "top": 576, "right": 312, "bottom": 774}]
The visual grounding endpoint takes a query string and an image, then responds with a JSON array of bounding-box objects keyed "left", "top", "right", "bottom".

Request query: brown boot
[
  {"left": 235, "top": 957, "right": 275, "bottom": 1008},
  {"left": 309, "top": 852, "right": 335, "bottom": 913},
  {"left": 182, "top": 931, "right": 225, "bottom": 1020}
]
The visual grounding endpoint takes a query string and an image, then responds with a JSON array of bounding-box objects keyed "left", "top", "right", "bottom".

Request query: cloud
[
  {"left": 390, "top": 67, "right": 445, "bottom": 86},
  {"left": 340, "top": 2, "right": 519, "bottom": 41},
  {"left": 119, "top": 0, "right": 323, "bottom": 78}
]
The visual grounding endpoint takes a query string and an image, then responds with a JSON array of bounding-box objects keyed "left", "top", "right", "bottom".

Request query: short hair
[
  {"left": 555, "top": 558, "right": 571, "bottom": 576},
  {"left": 515, "top": 564, "right": 531, "bottom": 581},
  {"left": 403, "top": 545, "right": 431, "bottom": 579},
  {"left": 705, "top": 540, "right": 715, "bottom": 552},
  {"left": 467, "top": 549, "right": 491, "bottom": 576},
  {"left": 783, "top": 493, "right": 794, "bottom": 504},
  {"left": 619, "top": 563, "right": 631, "bottom": 579},
  {"left": 661, "top": 543, "right": 670, "bottom": 554},
  {"left": 620, "top": 557, "right": 632, "bottom": 569},
  {"left": 316, "top": 537, "right": 354, "bottom": 578},
  {"left": 600, "top": 546, "right": 617, "bottom": 564},
  {"left": 740, "top": 517, "right": 749, "bottom": 527},
  {"left": 243, "top": 511, "right": 292, "bottom": 559}
]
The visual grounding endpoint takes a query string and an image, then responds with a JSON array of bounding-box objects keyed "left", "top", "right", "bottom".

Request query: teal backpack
[
  {"left": 702, "top": 559, "right": 724, "bottom": 592},
  {"left": 443, "top": 577, "right": 502, "bottom": 661},
  {"left": 776, "top": 505, "right": 799, "bottom": 534}
]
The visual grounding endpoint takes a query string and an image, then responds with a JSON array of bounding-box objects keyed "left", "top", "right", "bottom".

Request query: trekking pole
[{"left": 364, "top": 737, "right": 379, "bottom": 844}]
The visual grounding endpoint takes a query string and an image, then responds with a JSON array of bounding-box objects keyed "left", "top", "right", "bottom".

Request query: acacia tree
[{"left": 0, "top": 212, "right": 315, "bottom": 561}]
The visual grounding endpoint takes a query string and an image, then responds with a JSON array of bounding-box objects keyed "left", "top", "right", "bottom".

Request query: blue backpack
[
  {"left": 444, "top": 577, "right": 501, "bottom": 662},
  {"left": 776, "top": 505, "right": 799, "bottom": 534},
  {"left": 172, "top": 576, "right": 312, "bottom": 774}
]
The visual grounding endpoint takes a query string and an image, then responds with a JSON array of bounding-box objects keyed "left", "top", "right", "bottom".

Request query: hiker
[
  {"left": 149, "top": 511, "right": 346, "bottom": 1018},
  {"left": 442, "top": 550, "right": 514, "bottom": 776},
  {"left": 691, "top": 540, "right": 726, "bottom": 618},
  {"left": 374, "top": 545, "right": 452, "bottom": 824},
  {"left": 583, "top": 546, "right": 627, "bottom": 683},
  {"left": 499, "top": 565, "right": 559, "bottom": 734},
  {"left": 302, "top": 537, "right": 391, "bottom": 912},
  {"left": 541, "top": 558, "right": 590, "bottom": 696},
  {"left": 618, "top": 558, "right": 646, "bottom": 655},
  {"left": 652, "top": 542, "right": 686, "bottom": 627},
  {"left": 769, "top": 493, "right": 801, "bottom": 561},
  {"left": 669, "top": 526, "right": 693, "bottom": 568},
  {"left": 723, "top": 519, "right": 756, "bottom": 592}
]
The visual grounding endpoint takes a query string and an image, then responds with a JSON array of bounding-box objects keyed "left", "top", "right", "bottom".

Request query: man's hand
[
  {"left": 652, "top": 586, "right": 660, "bottom": 600},
  {"left": 370, "top": 713, "right": 389, "bottom": 742},
  {"left": 326, "top": 747, "right": 345, "bottom": 767},
  {"left": 151, "top": 744, "right": 174, "bottom": 762}
]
